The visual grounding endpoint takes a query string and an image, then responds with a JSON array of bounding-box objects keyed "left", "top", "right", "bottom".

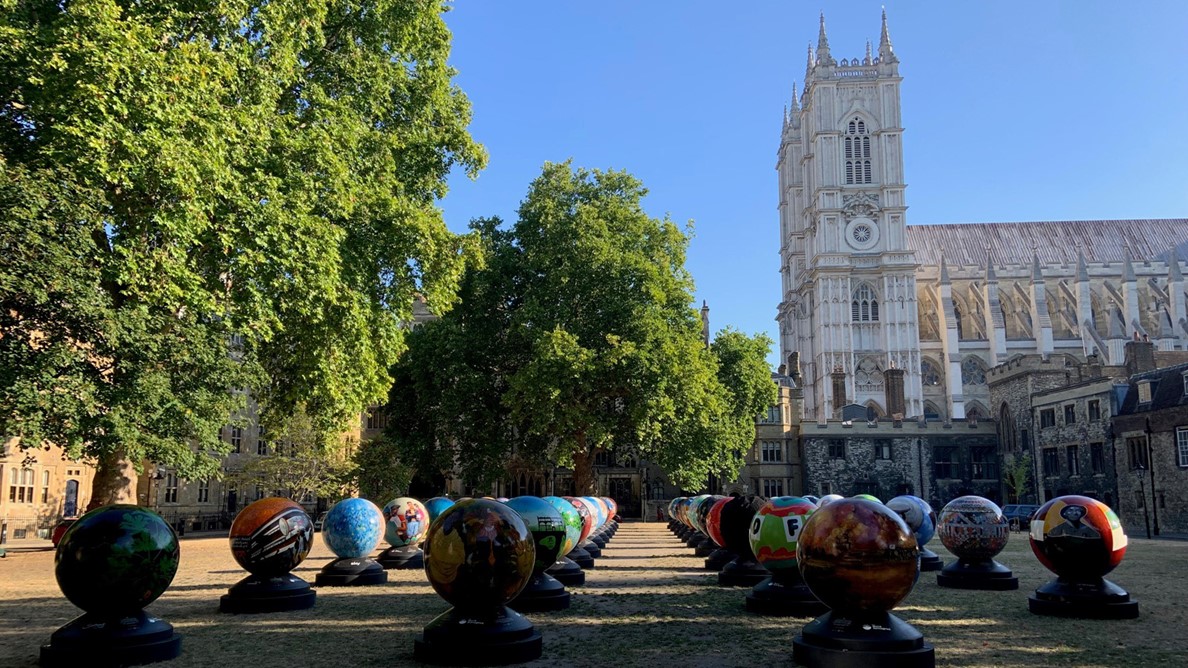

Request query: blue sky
[{"left": 436, "top": 1, "right": 1188, "bottom": 367}]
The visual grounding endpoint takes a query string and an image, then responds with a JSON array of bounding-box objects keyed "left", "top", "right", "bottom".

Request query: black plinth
[
  {"left": 547, "top": 556, "right": 586, "bottom": 586},
  {"left": 1028, "top": 577, "right": 1139, "bottom": 619},
  {"left": 591, "top": 533, "right": 608, "bottom": 549},
  {"left": 220, "top": 573, "right": 317, "bottom": 614},
  {"left": 683, "top": 532, "right": 702, "bottom": 547},
  {"left": 414, "top": 605, "right": 542, "bottom": 665},
  {"left": 719, "top": 556, "right": 769, "bottom": 587},
  {"left": 793, "top": 610, "right": 934, "bottom": 668},
  {"left": 936, "top": 558, "right": 1018, "bottom": 590},
  {"left": 919, "top": 548, "right": 944, "bottom": 572},
  {"left": 378, "top": 545, "right": 424, "bottom": 570},
  {"left": 746, "top": 571, "right": 829, "bottom": 617},
  {"left": 509, "top": 572, "right": 571, "bottom": 613},
  {"left": 315, "top": 556, "right": 388, "bottom": 586},
  {"left": 41, "top": 610, "right": 182, "bottom": 667},
  {"left": 694, "top": 537, "right": 717, "bottom": 557},
  {"left": 569, "top": 546, "right": 595, "bottom": 570},
  {"left": 705, "top": 548, "right": 734, "bottom": 571},
  {"left": 580, "top": 539, "right": 603, "bottom": 558}
]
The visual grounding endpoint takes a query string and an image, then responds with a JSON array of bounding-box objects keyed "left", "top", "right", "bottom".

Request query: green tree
[
  {"left": 352, "top": 435, "right": 414, "bottom": 504},
  {"left": 228, "top": 406, "right": 355, "bottom": 505},
  {"left": 0, "top": 0, "right": 485, "bottom": 506},
  {"left": 386, "top": 162, "right": 774, "bottom": 492},
  {"left": 1003, "top": 452, "right": 1033, "bottom": 504}
]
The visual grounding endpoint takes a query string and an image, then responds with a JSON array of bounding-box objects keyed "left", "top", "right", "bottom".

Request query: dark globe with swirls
[
  {"left": 937, "top": 495, "right": 1009, "bottom": 561},
  {"left": 424, "top": 498, "right": 536, "bottom": 608},
  {"left": 796, "top": 498, "right": 919, "bottom": 614},
  {"left": 229, "top": 497, "right": 314, "bottom": 576},
  {"left": 1030, "top": 495, "right": 1127, "bottom": 580},
  {"left": 55, "top": 505, "right": 180, "bottom": 616}
]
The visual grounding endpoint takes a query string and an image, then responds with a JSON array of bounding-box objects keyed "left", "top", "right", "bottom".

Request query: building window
[
  {"left": 1067, "top": 445, "right": 1080, "bottom": 476},
  {"left": 921, "top": 360, "right": 942, "bottom": 386},
  {"left": 41, "top": 470, "right": 50, "bottom": 504},
  {"left": 164, "top": 473, "right": 178, "bottom": 503},
  {"left": 1126, "top": 437, "right": 1149, "bottom": 470},
  {"left": 875, "top": 440, "right": 892, "bottom": 460},
  {"left": 961, "top": 357, "right": 987, "bottom": 386},
  {"left": 1064, "top": 405, "right": 1076, "bottom": 425},
  {"left": 761, "top": 441, "right": 783, "bottom": 463},
  {"left": 971, "top": 446, "right": 998, "bottom": 479},
  {"left": 1039, "top": 409, "right": 1056, "bottom": 429},
  {"left": 1042, "top": 447, "right": 1060, "bottom": 477},
  {"left": 366, "top": 405, "right": 388, "bottom": 430},
  {"left": 843, "top": 118, "right": 873, "bottom": 185},
  {"left": 9, "top": 467, "right": 34, "bottom": 503},
  {"left": 763, "top": 479, "right": 785, "bottom": 497},
  {"left": 198, "top": 479, "right": 210, "bottom": 503},
  {"left": 851, "top": 284, "right": 879, "bottom": 322},
  {"left": 1088, "top": 399, "right": 1101, "bottom": 422},
  {"left": 828, "top": 439, "right": 846, "bottom": 460},
  {"left": 1177, "top": 428, "right": 1188, "bottom": 468},
  {"left": 1138, "top": 381, "right": 1155, "bottom": 404},
  {"left": 933, "top": 446, "right": 956, "bottom": 479},
  {"left": 257, "top": 426, "right": 268, "bottom": 455},
  {"left": 230, "top": 426, "right": 242, "bottom": 453},
  {"left": 819, "top": 481, "right": 833, "bottom": 496},
  {"left": 1091, "top": 442, "right": 1105, "bottom": 474},
  {"left": 761, "top": 405, "right": 782, "bottom": 424}
]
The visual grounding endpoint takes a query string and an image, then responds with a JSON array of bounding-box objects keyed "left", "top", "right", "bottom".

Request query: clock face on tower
[{"left": 845, "top": 216, "right": 880, "bottom": 250}]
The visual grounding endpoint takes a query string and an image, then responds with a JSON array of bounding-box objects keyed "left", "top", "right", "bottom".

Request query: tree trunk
[
  {"left": 571, "top": 432, "right": 597, "bottom": 495},
  {"left": 87, "top": 449, "right": 140, "bottom": 511}
]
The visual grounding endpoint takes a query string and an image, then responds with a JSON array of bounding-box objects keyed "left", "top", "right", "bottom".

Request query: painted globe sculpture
[
  {"left": 685, "top": 494, "right": 711, "bottom": 532},
  {"left": 668, "top": 497, "right": 683, "bottom": 520},
  {"left": 803, "top": 495, "right": 820, "bottom": 504},
  {"left": 818, "top": 494, "right": 844, "bottom": 506},
  {"left": 566, "top": 497, "right": 596, "bottom": 542},
  {"left": 425, "top": 497, "right": 456, "bottom": 524},
  {"left": 852, "top": 493, "right": 881, "bottom": 503},
  {"left": 604, "top": 497, "right": 618, "bottom": 519},
  {"left": 706, "top": 496, "right": 732, "bottom": 547},
  {"left": 796, "top": 498, "right": 919, "bottom": 614},
  {"left": 424, "top": 498, "right": 536, "bottom": 608},
  {"left": 505, "top": 497, "right": 567, "bottom": 573},
  {"left": 937, "top": 496, "right": 1009, "bottom": 561},
  {"left": 748, "top": 497, "right": 817, "bottom": 571},
  {"left": 1030, "top": 495, "right": 1127, "bottom": 580},
  {"left": 581, "top": 496, "right": 606, "bottom": 529},
  {"left": 382, "top": 497, "right": 430, "bottom": 548},
  {"left": 322, "top": 498, "right": 385, "bottom": 558},
  {"left": 886, "top": 495, "right": 936, "bottom": 547},
  {"left": 543, "top": 496, "right": 583, "bottom": 555},
  {"left": 55, "top": 505, "right": 180, "bottom": 616},
  {"left": 696, "top": 495, "right": 725, "bottom": 536},
  {"left": 229, "top": 497, "right": 314, "bottom": 576}
]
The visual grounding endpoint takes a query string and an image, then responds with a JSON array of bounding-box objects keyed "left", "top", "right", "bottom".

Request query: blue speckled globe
[
  {"left": 321, "top": 498, "right": 384, "bottom": 558},
  {"left": 425, "top": 497, "right": 456, "bottom": 524}
]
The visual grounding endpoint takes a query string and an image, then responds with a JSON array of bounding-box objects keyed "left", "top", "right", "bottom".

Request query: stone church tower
[{"left": 777, "top": 12, "right": 924, "bottom": 421}]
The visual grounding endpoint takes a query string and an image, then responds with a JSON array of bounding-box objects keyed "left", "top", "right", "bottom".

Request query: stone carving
[{"left": 842, "top": 192, "right": 880, "bottom": 220}]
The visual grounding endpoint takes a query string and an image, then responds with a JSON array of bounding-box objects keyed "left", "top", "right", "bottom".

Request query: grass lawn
[{"left": 1, "top": 522, "right": 1184, "bottom": 667}]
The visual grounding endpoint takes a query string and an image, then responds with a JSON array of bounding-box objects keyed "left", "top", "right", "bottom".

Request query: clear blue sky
[{"left": 436, "top": 1, "right": 1188, "bottom": 367}]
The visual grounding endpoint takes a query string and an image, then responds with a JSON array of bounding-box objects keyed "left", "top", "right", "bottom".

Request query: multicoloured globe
[
  {"left": 229, "top": 497, "right": 314, "bottom": 576},
  {"left": 565, "top": 497, "right": 595, "bottom": 543},
  {"left": 852, "top": 493, "right": 881, "bottom": 503},
  {"left": 603, "top": 497, "right": 618, "bottom": 519},
  {"left": 797, "top": 498, "right": 919, "bottom": 613},
  {"left": 818, "top": 494, "right": 844, "bottom": 506},
  {"left": 684, "top": 494, "right": 711, "bottom": 533},
  {"left": 937, "top": 495, "right": 1010, "bottom": 561},
  {"left": 886, "top": 495, "right": 936, "bottom": 547},
  {"left": 668, "top": 497, "right": 684, "bottom": 520},
  {"left": 321, "top": 498, "right": 385, "bottom": 559},
  {"left": 705, "top": 497, "right": 732, "bottom": 547},
  {"left": 55, "top": 505, "right": 180, "bottom": 616},
  {"left": 543, "top": 496, "right": 583, "bottom": 555},
  {"left": 505, "top": 496, "right": 567, "bottom": 573},
  {"left": 383, "top": 497, "right": 430, "bottom": 548},
  {"left": 748, "top": 497, "right": 817, "bottom": 571},
  {"left": 1030, "top": 495, "right": 1128, "bottom": 580},
  {"left": 423, "top": 498, "right": 535, "bottom": 608},
  {"left": 425, "top": 497, "right": 456, "bottom": 523},
  {"left": 697, "top": 495, "right": 726, "bottom": 536}
]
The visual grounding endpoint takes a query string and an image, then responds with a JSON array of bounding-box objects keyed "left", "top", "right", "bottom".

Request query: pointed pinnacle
[
  {"left": 790, "top": 82, "right": 800, "bottom": 111},
  {"left": 1032, "top": 253, "right": 1044, "bottom": 282},
  {"left": 1122, "top": 246, "right": 1136, "bottom": 282},
  {"left": 879, "top": 7, "right": 898, "bottom": 62},
  {"left": 939, "top": 258, "right": 951, "bottom": 285},
  {"left": 1077, "top": 250, "right": 1089, "bottom": 281},
  {"left": 985, "top": 250, "right": 997, "bottom": 282},
  {"left": 1170, "top": 251, "right": 1184, "bottom": 282},
  {"left": 816, "top": 12, "right": 834, "bottom": 65}
]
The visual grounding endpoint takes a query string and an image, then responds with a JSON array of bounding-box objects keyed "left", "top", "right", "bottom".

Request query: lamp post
[
  {"left": 1146, "top": 419, "right": 1160, "bottom": 536},
  {"left": 1135, "top": 464, "right": 1152, "bottom": 539}
]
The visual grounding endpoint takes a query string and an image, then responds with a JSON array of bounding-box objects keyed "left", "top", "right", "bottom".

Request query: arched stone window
[
  {"left": 923, "top": 401, "right": 942, "bottom": 420},
  {"left": 844, "top": 118, "right": 873, "bottom": 185},
  {"left": 961, "top": 356, "right": 987, "bottom": 385},
  {"left": 998, "top": 403, "right": 1017, "bottom": 454},
  {"left": 965, "top": 402, "right": 987, "bottom": 420},
  {"left": 921, "top": 359, "right": 943, "bottom": 386},
  {"left": 851, "top": 283, "right": 879, "bottom": 322}
]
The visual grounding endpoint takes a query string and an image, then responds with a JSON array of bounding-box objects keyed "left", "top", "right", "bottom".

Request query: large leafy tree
[
  {"left": 387, "top": 162, "right": 774, "bottom": 492},
  {"left": 0, "top": 0, "right": 484, "bottom": 506}
]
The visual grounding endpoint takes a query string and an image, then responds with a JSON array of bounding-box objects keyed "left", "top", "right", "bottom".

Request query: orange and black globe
[
  {"left": 229, "top": 497, "right": 313, "bottom": 576},
  {"left": 1030, "top": 495, "right": 1127, "bottom": 581}
]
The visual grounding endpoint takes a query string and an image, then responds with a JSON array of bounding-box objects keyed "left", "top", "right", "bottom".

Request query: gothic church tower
[{"left": 777, "top": 12, "right": 923, "bottom": 421}]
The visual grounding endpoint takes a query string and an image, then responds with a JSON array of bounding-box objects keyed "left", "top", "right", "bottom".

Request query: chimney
[
  {"left": 831, "top": 366, "right": 847, "bottom": 419},
  {"left": 884, "top": 367, "right": 906, "bottom": 419},
  {"left": 1124, "top": 340, "right": 1156, "bottom": 375},
  {"left": 789, "top": 352, "right": 802, "bottom": 384}
]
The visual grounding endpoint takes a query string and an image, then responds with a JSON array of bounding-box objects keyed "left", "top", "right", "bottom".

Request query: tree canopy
[
  {"left": 386, "top": 162, "right": 775, "bottom": 492},
  {"left": 0, "top": 0, "right": 484, "bottom": 504}
]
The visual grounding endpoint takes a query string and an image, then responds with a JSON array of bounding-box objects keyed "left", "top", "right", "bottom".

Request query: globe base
[
  {"left": 746, "top": 571, "right": 829, "bottom": 617},
  {"left": 568, "top": 546, "right": 596, "bottom": 570},
  {"left": 704, "top": 548, "right": 734, "bottom": 571},
  {"left": 378, "top": 545, "right": 424, "bottom": 570},
  {"left": 413, "top": 605, "right": 542, "bottom": 665},
  {"left": 694, "top": 536, "right": 717, "bottom": 557},
  {"left": 509, "top": 572, "right": 571, "bottom": 613},
  {"left": 919, "top": 549, "right": 944, "bottom": 572},
  {"left": 547, "top": 557, "right": 586, "bottom": 586},
  {"left": 579, "top": 539, "right": 603, "bottom": 558},
  {"left": 683, "top": 531, "right": 702, "bottom": 548},
  {"left": 718, "top": 556, "right": 769, "bottom": 587},
  {"left": 220, "top": 573, "right": 317, "bottom": 614},
  {"left": 1028, "top": 577, "right": 1139, "bottom": 619},
  {"left": 41, "top": 610, "right": 181, "bottom": 667},
  {"left": 315, "top": 557, "right": 388, "bottom": 586},
  {"left": 591, "top": 533, "right": 608, "bottom": 549},
  {"left": 936, "top": 558, "right": 1018, "bottom": 590},
  {"left": 792, "top": 610, "right": 935, "bottom": 668}
]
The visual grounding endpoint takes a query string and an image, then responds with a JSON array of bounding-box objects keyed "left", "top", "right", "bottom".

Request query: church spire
[
  {"left": 816, "top": 13, "right": 835, "bottom": 66},
  {"left": 879, "top": 8, "right": 898, "bottom": 63},
  {"left": 790, "top": 82, "right": 800, "bottom": 113},
  {"left": 805, "top": 42, "right": 815, "bottom": 82},
  {"left": 865, "top": 40, "right": 873, "bottom": 65}
]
